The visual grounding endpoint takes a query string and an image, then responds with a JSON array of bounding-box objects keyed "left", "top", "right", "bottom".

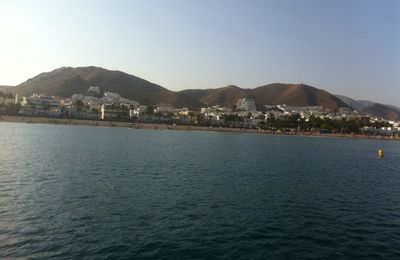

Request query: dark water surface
[{"left": 1, "top": 122, "right": 399, "bottom": 259}]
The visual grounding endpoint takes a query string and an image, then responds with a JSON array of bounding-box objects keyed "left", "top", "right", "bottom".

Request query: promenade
[{"left": 1, "top": 115, "right": 399, "bottom": 141}]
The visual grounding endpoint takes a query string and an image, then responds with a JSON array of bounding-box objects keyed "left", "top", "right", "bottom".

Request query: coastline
[{"left": 1, "top": 115, "right": 399, "bottom": 141}]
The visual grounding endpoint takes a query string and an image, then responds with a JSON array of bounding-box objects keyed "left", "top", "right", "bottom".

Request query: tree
[
  {"left": 73, "top": 100, "right": 84, "bottom": 112},
  {"left": 188, "top": 112, "right": 195, "bottom": 124},
  {"left": 146, "top": 106, "right": 154, "bottom": 115},
  {"left": 155, "top": 111, "right": 162, "bottom": 121},
  {"left": 91, "top": 107, "right": 100, "bottom": 117},
  {"left": 258, "top": 121, "right": 267, "bottom": 129},
  {"left": 4, "top": 103, "right": 21, "bottom": 115},
  {"left": 266, "top": 113, "right": 275, "bottom": 128},
  {"left": 195, "top": 114, "right": 203, "bottom": 124},
  {"left": 41, "top": 103, "right": 51, "bottom": 111},
  {"left": 247, "top": 112, "right": 252, "bottom": 118}
]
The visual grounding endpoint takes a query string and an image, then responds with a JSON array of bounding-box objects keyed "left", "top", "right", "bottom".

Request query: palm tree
[
  {"left": 74, "top": 100, "right": 84, "bottom": 113},
  {"left": 188, "top": 112, "right": 195, "bottom": 124}
]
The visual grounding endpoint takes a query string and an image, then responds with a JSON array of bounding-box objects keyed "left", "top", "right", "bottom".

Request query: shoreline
[{"left": 1, "top": 115, "right": 399, "bottom": 141}]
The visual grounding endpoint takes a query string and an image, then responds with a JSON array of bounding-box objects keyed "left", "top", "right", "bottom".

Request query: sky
[{"left": 0, "top": 0, "right": 399, "bottom": 106}]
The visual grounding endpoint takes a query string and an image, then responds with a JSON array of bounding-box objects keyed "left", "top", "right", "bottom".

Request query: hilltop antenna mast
[
  {"left": 297, "top": 76, "right": 303, "bottom": 86},
  {"left": 229, "top": 73, "right": 232, "bottom": 86}
]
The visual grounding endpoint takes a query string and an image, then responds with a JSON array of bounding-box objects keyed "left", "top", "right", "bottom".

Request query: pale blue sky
[{"left": 0, "top": 0, "right": 399, "bottom": 105}]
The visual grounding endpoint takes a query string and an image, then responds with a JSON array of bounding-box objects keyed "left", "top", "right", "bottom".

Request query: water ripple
[{"left": 0, "top": 123, "right": 400, "bottom": 259}]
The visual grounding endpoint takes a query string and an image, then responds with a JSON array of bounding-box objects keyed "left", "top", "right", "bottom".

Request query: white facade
[
  {"left": 201, "top": 105, "right": 231, "bottom": 116},
  {"left": 83, "top": 96, "right": 101, "bottom": 109},
  {"left": 278, "top": 105, "right": 324, "bottom": 116},
  {"left": 21, "top": 94, "right": 59, "bottom": 107},
  {"left": 0, "top": 97, "right": 15, "bottom": 105},
  {"left": 101, "top": 92, "right": 121, "bottom": 104},
  {"left": 130, "top": 105, "right": 148, "bottom": 117},
  {"left": 120, "top": 98, "right": 139, "bottom": 108},
  {"left": 71, "top": 94, "right": 84, "bottom": 101},
  {"left": 156, "top": 105, "right": 173, "bottom": 113},
  {"left": 236, "top": 97, "right": 257, "bottom": 112},
  {"left": 87, "top": 86, "right": 101, "bottom": 95},
  {"left": 101, "top": 103, "right": 129, "bottom": 120}
]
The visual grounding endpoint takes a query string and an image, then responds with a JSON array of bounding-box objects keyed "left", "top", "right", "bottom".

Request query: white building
[
  {"left": 201, "top": 105, "right": 231, "bottom": 116},
  {"left": 87, "top": 86, "right": 101, "bottom": 95},
  {"left": 176, "top": 107, "right": 189, "bottom": 116},
  {"left": 278, "top": 105, "right": 324, "bottom": 116},
  {"left": 119, "top": 98, "right": 139, "bottom": 108},
  {"left": 130, "top": 105, "right": 148, "bottom": 117},
  {"left": 101, "top": 103, "right": 129, "bottom": 120},
  {"left": 71, "top": 94, "right": 84, "bottom": 101},
  {"left": 101, "top": 92, "right": 121, "bottom": 104},
  {"left": 156, "top": 105, "right": 174, "bottom": 113},
  {"left": 236, "top": 97, "right": 257, "bottom": 112},
  {"left": 21, "top": 94, "right": 59, "bottom": 107},
  {"left": 0, "top": 96, "right": 15, "bottom": 105},
  {"left": 83, "top": 96, "right": 101, "bottom": 109},
  {"left": 19, "top": 94, "right": 61, "bottom": 116}
]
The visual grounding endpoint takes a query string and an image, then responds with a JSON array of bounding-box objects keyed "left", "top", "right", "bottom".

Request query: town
[{"left": 0, "top": 86, "right": 399, "bottom": 137}]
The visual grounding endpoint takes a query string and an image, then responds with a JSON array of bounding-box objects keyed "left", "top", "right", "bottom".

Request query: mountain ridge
[
  {"left": 0, "top": 85, "right": 13, "bottom": 92},
  {"left": 335, "top": 94, "right": 400, "bottom": 121},
  {"left": 6, "top": 66, "right": 398, "bottom": 120}
]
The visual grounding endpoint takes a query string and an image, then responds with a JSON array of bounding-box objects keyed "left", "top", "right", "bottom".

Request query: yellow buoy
[{"left": 378, "top": 149, "right": 384, "bottom": 158}]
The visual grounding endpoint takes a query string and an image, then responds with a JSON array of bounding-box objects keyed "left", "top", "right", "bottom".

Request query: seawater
[{"left": 0, "top": 122, "right": 399, "bottom": 259}]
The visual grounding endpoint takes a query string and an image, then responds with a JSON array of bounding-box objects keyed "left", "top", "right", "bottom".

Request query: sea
[{"left": 0, "top": 122, "right": 399, "bottom": 259}]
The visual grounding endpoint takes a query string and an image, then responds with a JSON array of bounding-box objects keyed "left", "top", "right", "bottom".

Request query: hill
[
  {"left": 12, "top": 67, "right": 204, "bottom": 108},
  {"left": 335, "top": 95, "right": 368, "bottom": 111},
  {"left": 12, "top": 66, "right": 397, "bottom": 115},
  {"left": 386, "top": 105, "right": 400, "bottom": 113},
  {"left": 252, "top": 84, "right": 348, "bottom": 110},
  {"left": 181, "top": 83, "right": 348, "bottom": 110},
  {"left": 335, "top": 95, "right": 400, "bottom": 121},
  {"left": 362, "top": 103, "right": 400, "bottom": 121},
  {"left": 13, "top": 66, "right": 164, "bottom": 101},
  {"left": 180, "top": 85, "right": 250, "bottom": 108}
]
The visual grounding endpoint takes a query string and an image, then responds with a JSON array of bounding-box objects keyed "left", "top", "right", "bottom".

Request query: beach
[{"left": 0, "top": 115, "right": 398, "bottom": 141}]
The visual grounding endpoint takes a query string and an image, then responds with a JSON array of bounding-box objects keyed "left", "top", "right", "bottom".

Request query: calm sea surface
[{"left": 0, "top": 122, "right": 400, "bottom": 259}]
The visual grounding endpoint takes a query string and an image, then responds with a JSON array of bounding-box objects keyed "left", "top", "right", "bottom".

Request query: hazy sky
[{"left": 0, "top": 0, "right": 399, "bottom": 105}]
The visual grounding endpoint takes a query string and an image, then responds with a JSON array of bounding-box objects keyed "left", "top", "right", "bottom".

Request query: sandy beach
[{"left": 0, "top": 115, "right": 399, "bottom": 141}]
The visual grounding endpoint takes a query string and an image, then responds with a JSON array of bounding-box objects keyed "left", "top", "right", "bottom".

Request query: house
[
  {"left": 71, "top": 94, "right": 84, "bottom": 101},
  {"left": 201, "top": 105, "right": 231, "bottom": 116},
  {"left": 101, "top": 92, "right": 121, "bottom": 104},
  {"left": 278, "top": 105, "right": 323, "bottom": 115},
  {"left": 83, "top": 96, "right": 101, "bottom": 109},
  {"left": 130, "top": 105, "right": 148, "bottom": 118},
  {"left": 119, "top": 98, "right": 139, "bottom": 108},
  {"left": 236, "top": 97, "right": 257, "bottom": 112},
  {"left": 156, "top": 105, "right": 174, "bottom": 113},
  {"left": 20, "top": 94, "right": 61, "bottom": 116},
  {"left": 87, "top": 86, "right": 101, "bottom": 96},
  {"left": 0, "top": 96, "right": 15, "bottom": 105}
]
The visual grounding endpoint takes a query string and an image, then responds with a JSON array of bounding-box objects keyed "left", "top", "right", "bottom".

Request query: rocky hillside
[
  {"left": 336, "top": 95, "right": 400, "bottom": 121},
  {"left": 10, "top": 66, "right": 399, "bottom": 120},
  {"left": 12, "top": 67, "right": 203, "bottom": 108},
  {"left": 181, "top": 83, "right": 349, "bottom": 110}
]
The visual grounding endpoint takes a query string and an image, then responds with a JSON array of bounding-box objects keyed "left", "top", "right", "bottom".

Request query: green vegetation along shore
[{"left": 1, "top": 115, "right": 398, "bottom": 142}]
